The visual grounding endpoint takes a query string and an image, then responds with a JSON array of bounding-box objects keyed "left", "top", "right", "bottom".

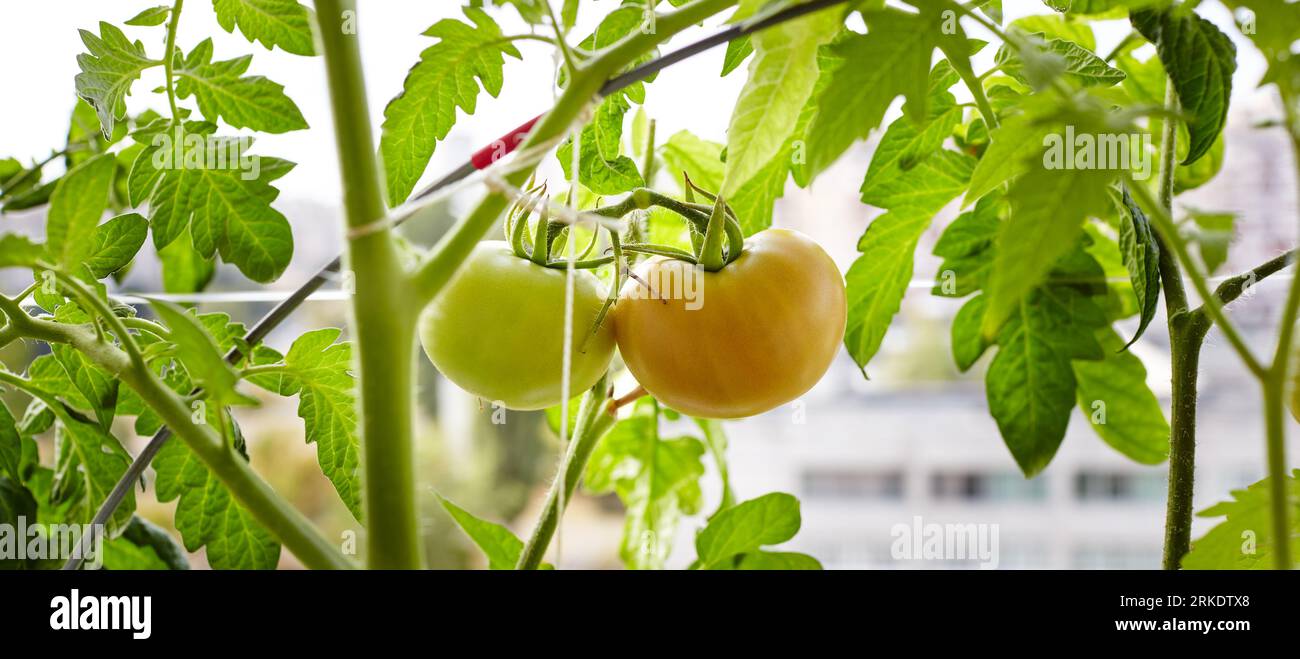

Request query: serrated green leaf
[
  {"left": 963, "top": 97, "right": 1066, "bottom": 204},
  {"left": 725, "top": 550, "right": 822, "bottom": 570},
  {"left": 437, "top": 494, "right": 523, "bottom": 570},
  {"left": 799, "top": 10, "right": 935, "bottom": 183},
  {"left": 720, "top": 3, "right": 838, "bottom": 196},
  {"left": 844, "top": 208, "right": 932, "bottom": 372},
  {"left": 153, "top": 438, "right": 280, "bottom": 569},
  {"left": 87, "top": 212, "right": 148, "bottom": 278},
  {"left": 996, "top": 34, "right": 1126, "bottom": 88},
  {"left": 557, "top": 126, "right": 644, "bottom": 196},
  {"left": 160, "top": 226, "right": 217, "bottom": 293},
  {"left": 125, "top": 5, "right": 171, "bottom": 26},
  {"left": 951, "top": 294, "right": 991, "bottom": 371},
  {"left": 132, "top": 126, "right": 295, "bottom": 283},
  {"left": 1116, "top": 187, "right": 1160, "bottom": 348},
  {"left": 74, "top": 22, "right": 156, "bottom": 137},
  {"left": 250, "top": 329, "right": 361, "bottom": 520},
  {"left": 151, "top": 300, "right": 256, "bottom": 408},
  {"left": 175, "top": 39, "right": 308, "bottom": 133},
  {"left": 1183, "top": 470, "right": 1300, "bottom": 569},
  {"left": 660, "top": 130, "right": 724, "bottom": 191},
  {"left": 585, "top": 408, "right": 705, "bottom": 569},
  {"left": 1131, "top": 7, "right": 1235, "bottom": 164},
  {"left": 0, "top": 476, "right": 38, "bottom": 568},
  {"left": 212, "top": 0, "right": 316, "bottom": 56},
  {"left": 981, "top": 166, "right": 1114, "bottom": 339},
  {"left": 51, "top": 345, "right": 118, "bottom": 430},
  {"left": 1175, "top": 131, "right": 1224, "bottom": 192},
  {"left": 45, "top": 155, "right": 115, "bottom": 271},
  {"left": 1013, "top": 14, "right": 1096, "bottom": 50},
  {"left": 0, "top": 234, "right": 43, "bottom": 269},
  {"left": 721, "top": 35, "right": 753, "bottom": 76},
  {"left": 1073, "top": 328, "right": 1169, "bottom": 464},
  {"left": 695, "top": 492, "right": 802, "bottom": 569},
  {"left": 986, "top": 286, "right": 1106, "bottom": 476},
  {"left": 0, "top": 402, "right": 23, "bottom": 483},
  {"left": 861, "top": 62, "right": 962, "bottom": 192},
  {"left": 861, "top": 150, "right": 974, "bottom": 212},
  {"left": 380, "top": 7, "right": 520, "bottom": 206}
]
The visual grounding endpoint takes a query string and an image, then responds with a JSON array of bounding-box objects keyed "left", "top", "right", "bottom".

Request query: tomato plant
[{"left": 0, "top": 0, "right": 1298, "bottom": 573}]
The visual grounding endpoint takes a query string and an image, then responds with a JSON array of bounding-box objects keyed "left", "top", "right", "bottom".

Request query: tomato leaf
[
  {"left": 1072, "top": 328, "right": 1169, "bottom": 464},
  {"left": 45, "top": 155, "right": 115, "bottom": 272},
  {"left": 1183, "top": 470, "right": 1300, "bottom": 569},
  {"left": 175, "top": 39, "right": 308, "bottom": 133},
  {"left": 980, "top": 166, "right": 1114, "bottom": 340},
  {"left": 844, "top": 208, "right": 933, "bottom": 373},
  {"left": 151, "top": 300, "right": 257, "bottom": 408},
  {"left": 720, "top": 2, "right": 838, "bottom": 196},
  {"left": 995, "top": 33, "right": 1125, "bottom": 88},
  {"left": 87, "top": 212, "right": 148, "bottom": 278},
  {"left": 130, "top": 125, "right": 296, "bottom": 283},
  {"left": 125, "top": 5, "right": 171, "bottom": 27},
  {"left": 695, "top": 492, "right": 804, "bottom": 569},
  {"left": 584, "top": 407, "right": 705, "bottom": 570},
  {"left": 380, "top": 7, "right": 520, "bottom": 206},
  {"left": 51, "top": 345, "right": 118, "bottom": 430},
  {"left": 986, "top": 286, "right": 1107, "bottom": 476},
  {"left": 248, "top": 329, "right": 362, "bottom": 521},
  {"left": 212, "top": 0, "right": 316, "bottom": 56},
  {"left": 799, "top": 9, "right": 937, "bottom": 183},
  {"left": 556, "top": 95, "right": 644, "bottom": 195},
  {"left": 951, "top": 294, "right": 991, "bottom": 372},
  {"left": 0, "top": 234, "right": 44, "bottom": 270},
  {"left": 436, "top": 494, "right": 524, "bottom": 570},
  {"left": 153, "top": 437, "right": 281, "bottom": 569},
  {"left": 1131, "top": 6, "right": 1235, "bottom": 164},
  {"left": 74, "top": 22, "right": 156, "bottom": 137},
  {"left": 1116, "top": 187, "right": 1160, "bottom": 348},
  {"left": 0, "top": 402, "right": 24, "bottom": 483},
  {"left": 721, "top": 35, "right": 753, "bottom": 76},
  {"left": 160, "top": 227, "right": 217, "bottom": 293}
]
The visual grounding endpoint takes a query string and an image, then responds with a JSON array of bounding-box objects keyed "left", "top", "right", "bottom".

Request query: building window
[
  {"left": 1074, "top": 471, "right": 1166, "bottom": 502},
  {"left": 930, "top": 471, "right": 1047, "bottom": 502},
  {"left": 801, "top": 469, "right": 904, "bottom": 500}
]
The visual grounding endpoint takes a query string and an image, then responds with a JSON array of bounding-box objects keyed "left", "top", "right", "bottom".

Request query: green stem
[
  {"left": 1154, "top": 79, "right": 1196, "bottom": 570},
  {"left": 163, "top": 0, "right": 184, "bottom": 124},
  {"left": 699, "top": 196, "right": 728, "bottom": 271},
  {"left": 516, "top": 378, "right": 615, "bottom": 570},
  {"left": 1258, "top": 98, "right": 1300, "bottom": 570},
  {"left": 317, "top": 0, "right": 422, "bottom": 569}
]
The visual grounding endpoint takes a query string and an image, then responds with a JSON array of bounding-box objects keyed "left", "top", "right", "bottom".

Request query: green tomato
[{"left": 418, "top": 241, "right": 616, "bottom": 410}]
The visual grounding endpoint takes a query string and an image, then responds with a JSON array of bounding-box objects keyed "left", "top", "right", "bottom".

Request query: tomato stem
[
  {"left": 516, "top": 375, "right": 615, "bottom": 569},
  {"left": 699, "top": 195, "right": 728, "bottom": 271},
  {"left": 318, "top": 0, "right": 423, "bottom": 568}
]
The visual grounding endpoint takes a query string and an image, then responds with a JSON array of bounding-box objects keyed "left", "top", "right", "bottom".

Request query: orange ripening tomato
[{"left": 613, "top": 228, "right": 846, "bottom": 418}]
